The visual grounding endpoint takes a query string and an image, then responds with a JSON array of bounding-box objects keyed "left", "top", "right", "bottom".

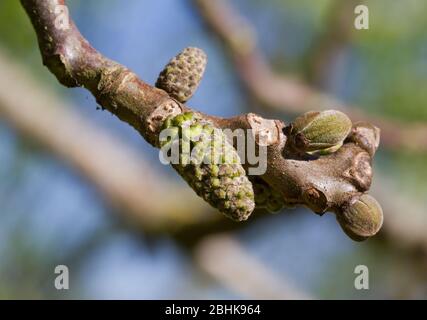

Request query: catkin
[
  {"left": 156, "top": 47, "right": 207, "bottom": 103},
  {"left": 160, "top": 112, "right": 255, "bottom": 221}
]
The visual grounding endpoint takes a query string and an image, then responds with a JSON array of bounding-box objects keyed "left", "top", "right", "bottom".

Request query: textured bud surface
[
  {"left": 337, "top": 194, "right": 383, "bottom": 241},
  {"left": 160, "top": 112, "right": 255, "bottom": 221},
  {"left": 156, "top": 47, "right": 207, "bottom": 103},
  {"left": 288, "top": 110, "right": 352, "bottom": 154}
]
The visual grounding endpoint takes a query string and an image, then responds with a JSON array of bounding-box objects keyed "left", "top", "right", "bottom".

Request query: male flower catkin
[
  {"left": 160, "top": 112, "right": 255, "bottom": 221},
  {"left": 156, "top": 47, "right": 207, "bottom": 103},
  {"left": 286, "top": 110, "right": 352, "bottom": 155}
]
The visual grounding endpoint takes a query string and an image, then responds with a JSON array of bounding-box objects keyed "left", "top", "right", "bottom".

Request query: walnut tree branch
[{"left": 21, "top": 0, "right": 383, "bottom": 241}]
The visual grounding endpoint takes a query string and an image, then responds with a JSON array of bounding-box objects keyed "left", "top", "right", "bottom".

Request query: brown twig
[
  {"left": 192, "top": 0, "right": 427, "bottom": 153},
  {"left": 20, "top": 0, "right": 382, "bottom": 240}
]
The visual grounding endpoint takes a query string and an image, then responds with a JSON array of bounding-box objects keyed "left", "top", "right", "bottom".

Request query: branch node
[
  {"left": 247, "top": 113, "right": 281, "bottom": 146},
  {"left": 343, "top": 150, "right": 372, "bottom": 191}
]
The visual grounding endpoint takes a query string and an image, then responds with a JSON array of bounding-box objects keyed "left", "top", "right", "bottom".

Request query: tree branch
[
  {"left": 20, "top": 0, "right": 383, "bottom": 240},
  {"left": 192, "top": 0, "right": 427, "bottom": 153}
]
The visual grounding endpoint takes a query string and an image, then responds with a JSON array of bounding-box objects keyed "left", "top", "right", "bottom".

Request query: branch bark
[
  {"left": 20, "top": 0, "right": 383, "bottom": 240},
  {"left": 192, "top": 0, "right": 427, "bottom": 153}
]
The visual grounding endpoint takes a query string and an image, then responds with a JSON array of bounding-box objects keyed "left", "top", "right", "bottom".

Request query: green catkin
[
  {"left": 160, "top": 112, "right": 255, "bottom": 221},
  {"left": 156, "top": 47, "right": 207, "bottom": 103}
]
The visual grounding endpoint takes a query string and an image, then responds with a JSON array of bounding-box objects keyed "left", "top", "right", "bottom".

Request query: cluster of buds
[
  {"left": 155, "top": 47, "right": 383, "bottom": 241},
  {"left": 156, "top": 48, "right": 255, "bottom": 221}
]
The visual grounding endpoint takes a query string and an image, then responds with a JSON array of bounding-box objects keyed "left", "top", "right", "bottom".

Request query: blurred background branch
[
  {"left": 304, "top": 0, "right": 360, "bottom": 86},
  {"left": 194, "top": 233, "right": 312, "bottom": 299}
]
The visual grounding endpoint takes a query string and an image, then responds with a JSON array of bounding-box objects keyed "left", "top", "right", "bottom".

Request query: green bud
[
  {"left": 160, "top": 112, "right": 255, "bottom": 221},
  {"left": 288, "top": 110, "right": 352, "bottom": 154},
  {"left": 336, "top": 194, "right": 383, "bottom": 241},
  {"left": 156, "top": 47, "right": 207, "bottom": 103}
]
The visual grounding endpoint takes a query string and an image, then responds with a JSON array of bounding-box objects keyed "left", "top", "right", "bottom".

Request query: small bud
[
  {"left": 336, "top": 194, "right": 383, "bottom": 241},
  {"left": 156, "top": 47, "right": 207, "bottom": 103},
  {"left": 287, "top": 110, "right": 352, "bottom": 154},
  {"left": 160, "top": 112, "right": 255, "bottom": 221}
]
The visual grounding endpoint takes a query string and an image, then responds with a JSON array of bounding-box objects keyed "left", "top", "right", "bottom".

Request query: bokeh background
[{"left": 1, "top": 0, "right": 427, "bottom": 299}]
